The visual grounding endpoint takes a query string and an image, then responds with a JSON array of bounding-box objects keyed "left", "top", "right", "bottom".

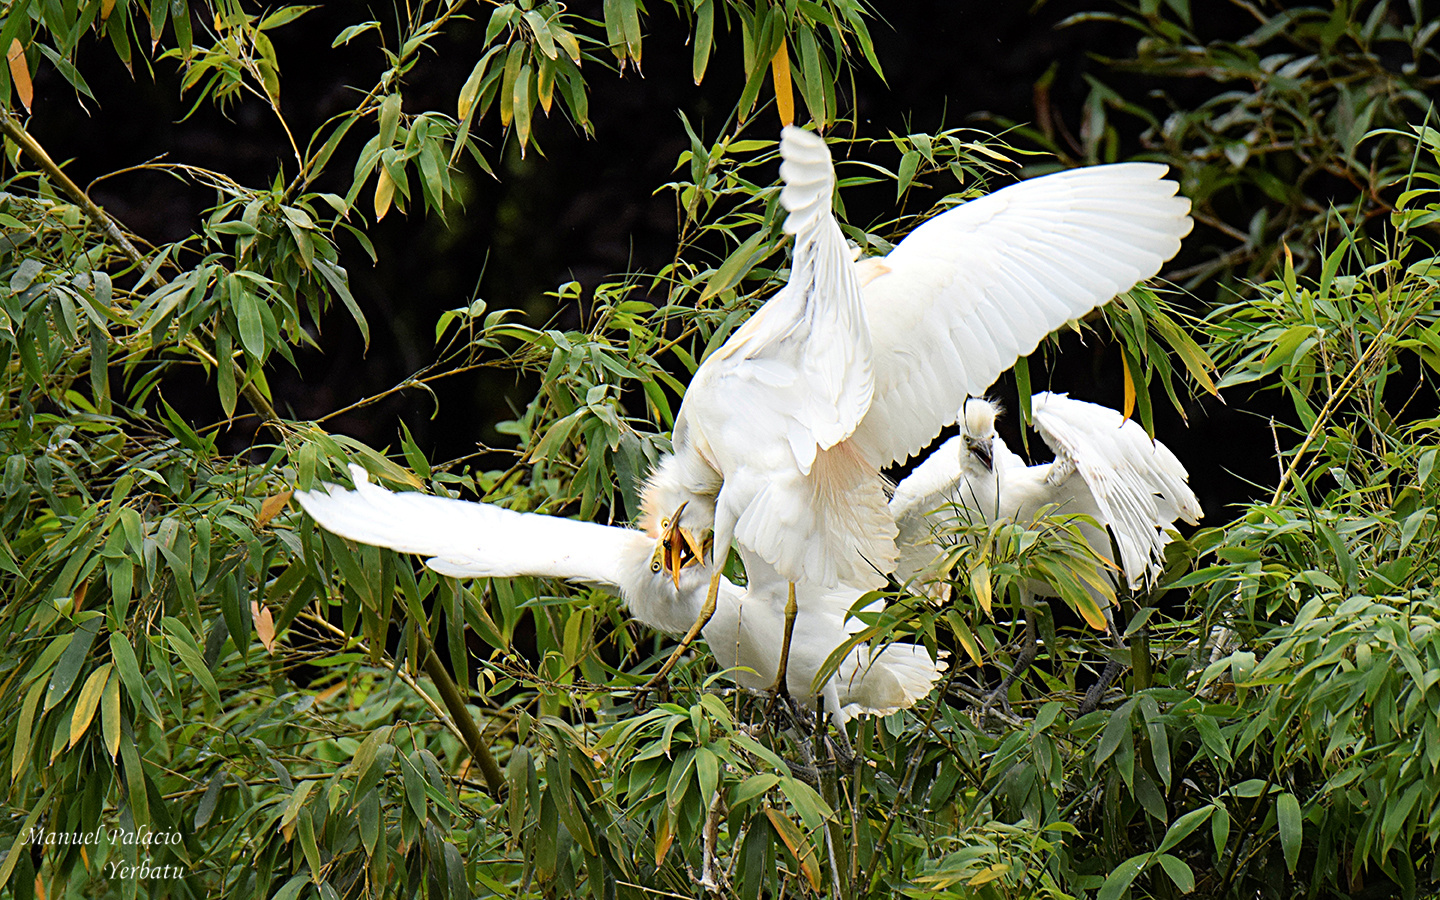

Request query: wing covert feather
[{"left": 853, "top": 162, "right": 1193, "bottom": 467}]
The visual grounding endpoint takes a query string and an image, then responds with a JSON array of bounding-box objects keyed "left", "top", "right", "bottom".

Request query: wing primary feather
[{"left": 296, "top": 465, "right": 638, "bottom": 589}]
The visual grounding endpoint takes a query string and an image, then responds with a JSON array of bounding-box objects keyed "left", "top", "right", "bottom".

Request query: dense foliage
[{"left": 1, "top": 2, "right": 1439, "bottom": 899}]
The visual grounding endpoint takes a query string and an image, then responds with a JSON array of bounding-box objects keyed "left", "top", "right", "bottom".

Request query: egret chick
[{"left": 897, "top": 394, "right": 1201, "bottom": 712}]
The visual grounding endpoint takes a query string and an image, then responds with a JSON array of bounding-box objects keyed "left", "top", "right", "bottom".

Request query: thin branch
[
  {"left": 302, "top": 611, "right": 466, "bottom": 747},
  {"left": 1, "top": 108, "right": 147, "bottom": 262},
  {"left": 0, "top": 109, "right": 282, "bottom": 429},
  {"left": 415, "top": 629, "right": 507, "bottom": 798}
]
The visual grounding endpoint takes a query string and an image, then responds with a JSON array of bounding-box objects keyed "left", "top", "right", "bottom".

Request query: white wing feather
[
  {"left": 852, "top": 163, "right": 1194, "bottom": 468},
  {"left": 295, "top": 465, "right": 636, "bottom": 589},
  {"left": 699, "top": 125, "right": 872, "bottom": 471},
  {"left": 298, "top": 468, "right": 941, "bottom": 716},
  {"left": 684, "top": 126, "right": 891, "bottom": 587},
  {"left": 1029, "top": 393, "right": 1201, "bottom": 587}
]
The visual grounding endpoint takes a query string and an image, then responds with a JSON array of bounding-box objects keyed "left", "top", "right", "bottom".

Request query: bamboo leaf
[
  {"left": 1277, "top": 791, "right": 1302, "bottom": 872},
  {"left": 770, "top": 38, "right": 793, "bottom": 126},
  {"left": 764, "top": 808, "right": 822, "bottom": 890},
  {"left": 373, "top": 165, "right": 395, "bottom": 220},
  {"left": 692, "top": 0, "right": 713, "bottom": 84},
  {"left": 101, "top": 670, "right": 121, "bottom": 759},
  {"left": 69, "top": 663, "right": 112, "bottom": 748},
  {"left": 7, "top": 40, "right": 30, "bottom": 111},
  {"left": 257, "top": 490, "right": 293, "bottom": 529}
]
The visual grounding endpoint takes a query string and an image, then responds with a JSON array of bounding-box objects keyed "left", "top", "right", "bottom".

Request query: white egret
[
  {"left": 646, "top": 126, "right": 1194, "bottom": 688},
  {"left": 294, "top": 465, "right": 944, "bottom": 732},
  {"left": 893, "top": 394, "right": 1201, "bottom": 710}
]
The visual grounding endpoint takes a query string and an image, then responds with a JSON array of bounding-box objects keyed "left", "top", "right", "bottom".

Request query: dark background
[{"left": 22, "top": 1, "right": 1269, "bottom": 520}]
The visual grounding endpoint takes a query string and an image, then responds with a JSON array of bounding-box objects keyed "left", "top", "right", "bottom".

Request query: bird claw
[
  {"left": 978, "top": 686, "right": 1014, "bottom": 720},
  {"left": 632, "top": 674, "right": 673, "bottom": 712},
  {"left": 827, "top": 733, "right": 857, "bottom": 775}
]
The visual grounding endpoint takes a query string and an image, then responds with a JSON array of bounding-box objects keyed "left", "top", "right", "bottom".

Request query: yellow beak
[{"left": 660, "top": 504, "right": 706, "bottom": 588}]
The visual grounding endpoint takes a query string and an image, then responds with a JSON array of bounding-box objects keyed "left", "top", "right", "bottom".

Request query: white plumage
[
  {"left": 896, "top": 394, "right": 1201, "bottom": 598},
  {"left": 652, "top": 127, "right": 1194, "bottom": 600},
  {"left": 295, "top": 465, "right": 944, "bottom": 725},
  {"left": 892, "top": 393, "right": 1201, "bottom": 705}
]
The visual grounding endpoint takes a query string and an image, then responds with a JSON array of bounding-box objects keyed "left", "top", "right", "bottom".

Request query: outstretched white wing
[
  {"left": 851, "top": 163, "right": 1193, "bottom": 468},
  {"left": 684, "top": 126, "right": 891, "bottom": 587},
  {"left": 696, "top": 125, "right": 872, "bottom": 472},
  {"left": 1029, "top": 393, "right": 1201, "bottom": 587},
  {"left": 295, "top": 464, "right": 638, "bottom": 590}
]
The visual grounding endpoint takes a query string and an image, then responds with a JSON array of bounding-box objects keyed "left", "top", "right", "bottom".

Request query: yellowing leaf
[
  {"left": 770, "top": 39, "right": 794, "bottom": 127},
  {"left": 8, "top": 40, "right": 31, "bottom": 112},
  {"left": 101, "top": 0, "right": 115, "bottom": 19},
  {"left": 69, "top": 664, "right": 113, "bottom": 748},
  {"left": 968, "top": 863, "right": 1011, "bottom": 886},
  {"left": 314, "top": 680, "right": 346, "bottom": 705},
  {"left": 1121, "top": 351, "right": 1136, "bottom": 421},
  {"left": 764, "top": 808, "right": 821, "bottom": 890},
  {"left": 654, "top": 808, "right": 674, "bottom": 867},
  {"left": 257, "top": 490, "right": 293, "bottom": 529},
  {"left": 373, "top": 167, "right": 395, "bottom": 221},
  {"left": 1075, "top": 592, "right": 1110, "bottom": 632},
  {"left": 970, "top": 560, "right": 992, "bottom": 615},
  {"left": 102, "top": 670, "right": 121, "bottom": 760},
  {"left": 252, "top": 599, "right": 277, "bottom": 653}
]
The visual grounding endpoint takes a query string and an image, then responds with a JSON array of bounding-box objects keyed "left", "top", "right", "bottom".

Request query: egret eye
[
  {"left": 651, "top": 558, "right": 662, "bottom": 573},
  {"left": 661, "top": 517, "right": 671, "bottom": 529}
]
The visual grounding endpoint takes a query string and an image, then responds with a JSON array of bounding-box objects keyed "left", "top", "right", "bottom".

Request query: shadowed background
[{"left": 24, "top": 1, "right": 1272, "bottom": 519}]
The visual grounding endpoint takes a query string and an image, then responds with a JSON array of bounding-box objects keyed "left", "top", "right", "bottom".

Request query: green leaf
[
  {"left": 1094, "top": 698, "right": 1134, "bottom": 766},
  {"left": 1158, "top": 805, "right": 1212, "bottom": 854},
  {"left": 162, "top": 616, "right": 222, "bottom": 706},
  {"left": 281, "top": 780, "right": 316, "bottom": 828},
  {"left": 692, "top": 0, "right": 713, "bottom": 84},
  {"left": 270, "top": 874, "right": 309, "bottom": 900},
  {"left": 1277, "top": 791, "right": 1302, "bottom": 872},
  {"left": 195, "top": 769, "right": 226, "bottom": 829},
  {"left": 314, "top": 259, "right": 369, "bottom": 349},
  {"left": 45, "top": 617, "right": 101, "bottom": 711},
  {"left": 700, "top": 230, "right": 770, "bottom": 303},
  {"left": 1097, "top": 854, "right": 1148, "bottom": 900},
  {"left": 378, "top": 92, "right": 402, "bottom": 147},
  {"left": 1156, "top": 853, "right": 1195, "bottom": 893},
  {"left": 896, "top": 149, "right": 921, "bottom": 197}
]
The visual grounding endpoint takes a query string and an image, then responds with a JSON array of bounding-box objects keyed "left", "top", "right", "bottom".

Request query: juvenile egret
[
  {"left": 295, "top": 465, "right": 944, "bottom": 730},
  {"left": 647, "top": 126, "right": 1194, "bottom": 687},
  {"left": 894, "top": 394, "right": 1201, "bottom": 710}
]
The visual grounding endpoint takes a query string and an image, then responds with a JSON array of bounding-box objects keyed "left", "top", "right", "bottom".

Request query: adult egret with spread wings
[
  {"left": 295, "top": 465, "right": 944, "bottom": 733},
  {"left": 646, "top": 126, "right": 1194, "bottom": 688},
  {"left": 892, "top": 394, "right": 1201, "bottom": 711}
]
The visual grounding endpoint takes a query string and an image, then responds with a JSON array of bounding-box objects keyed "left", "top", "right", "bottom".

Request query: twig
[
  {"left": 302, "top": 612, "right": 465, "bottom": 746},
  {"left": 415, "top": 629, "right": 507, "bottom": 798},
  {"left": 0, "top": 109, "right": 281, "bottom": 429},
  {"left": 1, "top": 108, "right": 147, "bottom": 262}
]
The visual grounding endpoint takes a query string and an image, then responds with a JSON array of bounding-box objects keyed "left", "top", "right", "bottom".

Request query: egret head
[
  {"left": 960, "top": 398, "right": 1000, "bottom": 473},
  {"left": 640, "top": 458, "right": 713, "bottom": 587}
]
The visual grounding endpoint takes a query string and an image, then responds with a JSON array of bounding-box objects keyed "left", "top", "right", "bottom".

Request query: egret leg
[
  {"left": 645, "top": 566, "right": 723, "bottom": 689},
  {"left": 822, "top": 684, "right": 856, "bottom": 774},
  {"left": 1080, "top": 610, "right": 1129, "bottom": 714},
  {"left": 768, "top": 582, "right": 799, "bottom": 697},
  {"left": 980, "top": 596, "right": 1038, "bottom": 718}
]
